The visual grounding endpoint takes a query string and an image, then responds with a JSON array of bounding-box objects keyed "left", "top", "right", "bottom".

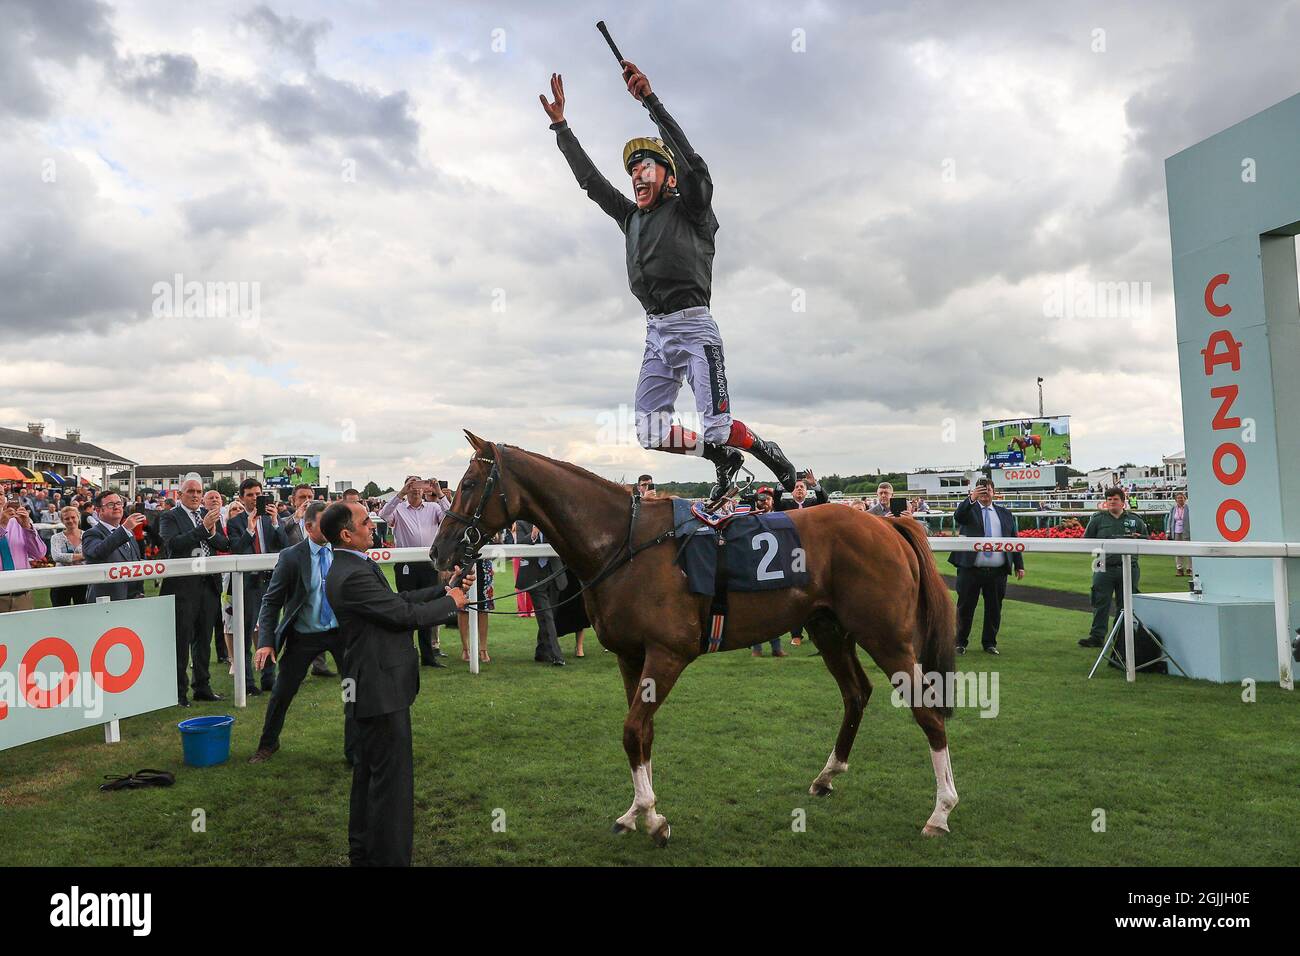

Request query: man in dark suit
[
  {"left": 948, "top": 477, "right": 1025, "bottom": 656},
  {"left": 514, "top": 520, "right": 568, "bottom": 665},
  {"left": 249, "top": 501, "right": 352, "bottom": 764},
  {"left": 159, "top": 477, "right": 231, "bottom": 706},
  {"left": 321, "top": 502, "right": 471, "bottom": 867},
  {"left": 277, "top": 484, "right": 315, "bottom": 547},
  {"left": 278, "top": 484, "right": 335, "bottom": 678},
  {"left": 83, "top": 491, "right": 147, "bottom": 602},
  {"left": 773, "top": 471, "right": 829, "bottom": 511},
  {"left": 227, "top": 478, "right": 283, "bottom": 694}
]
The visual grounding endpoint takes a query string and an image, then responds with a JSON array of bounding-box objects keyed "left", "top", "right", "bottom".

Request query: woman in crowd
[
  {"left": 1167, "top": 492, "right": 1192, "bottom": 576},
  {"left": 48, "top": 506, "right": 86, "bottom": 607},
  {"left": 457, "top": 552, "right": 495, "bottom": 663},
  {"left": 510, "top": 520, "right": 535, "bottom": 618}
]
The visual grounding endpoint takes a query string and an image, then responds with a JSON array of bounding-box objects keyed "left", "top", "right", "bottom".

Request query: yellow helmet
[{"left": 622, "top": 137, "right": 676, "bottom": 178}]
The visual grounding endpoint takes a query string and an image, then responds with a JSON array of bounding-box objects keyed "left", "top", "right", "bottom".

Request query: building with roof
[
  {"left": 0, "top": 423, "right": 136, "bottom": 492},
  {"left": 110, "top": 459, "right": 264, "bottom": 493}
]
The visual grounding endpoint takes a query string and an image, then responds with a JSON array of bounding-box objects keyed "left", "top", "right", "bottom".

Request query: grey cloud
[
  {"left": 115, "top": 52, "right": 200, "bottom": 107},
  {"left": 0, "top": 0, "right": 117, "bottom": 118},
  {"left": 0, "top": 149, "right": 154, "bottom": 334},
  {"left": 182, "top": 184, "right": 283, "bottom": 238},
  {"left": 241, "top": 3, "right": 332, "bottom": 70},
  {"left": 225, "top": 72, "right": 421, "bottom": 169}
]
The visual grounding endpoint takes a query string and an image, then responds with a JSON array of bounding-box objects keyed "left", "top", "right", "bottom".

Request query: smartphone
[
  {"left": 256, "top": 493, "right": 272, "bottom": 513},
  {"left": 439, "top": 480, "right": 449, "bottom": 490},
  {"left": 889, "top": 497, "right": 908, "bottom": 517}
]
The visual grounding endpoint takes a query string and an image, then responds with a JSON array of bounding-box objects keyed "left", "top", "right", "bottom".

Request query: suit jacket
[
  {"left": 228, "top": 511, "right": 283, "bottom": 586},
  {"left": 325, "top": 550, "right": 458, "bottom": 719},
  {"left": 279, "top": 515, "right": 308, "bottom": 548},
  {"left": 159, "top": 506, "right": 230, "bottom": 597},
  {"left": 82, "top": 522, "right": 144, "bottom": 601},
  {"left": 774, "top": 485, "right": 829, "bottom": 511},
  {"left": 515, "top": 530, "right": 568, "bottom": 592},
  {"left": 257, "top": 538, "right": 328, "bottom": 653},
  {"left": 948, "top": 497, "right": 1024, "bottom": 573}
]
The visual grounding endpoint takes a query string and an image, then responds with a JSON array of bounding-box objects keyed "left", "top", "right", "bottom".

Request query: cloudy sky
[{"left": 4, "top": 0, "right": 1299, "bottom": 489}]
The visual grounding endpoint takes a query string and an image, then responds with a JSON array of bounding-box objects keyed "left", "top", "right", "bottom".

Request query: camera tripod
[{"left": 1087, "top": 605, "right": 1188, "bottom": 679}]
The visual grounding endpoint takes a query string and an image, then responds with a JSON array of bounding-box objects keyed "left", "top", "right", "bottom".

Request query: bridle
[
  {"left": 441, "top": 443, "right": 511, "bottom": 570},
  {"left": 436, "top": 442, "right": 684, "bottom": 615}
]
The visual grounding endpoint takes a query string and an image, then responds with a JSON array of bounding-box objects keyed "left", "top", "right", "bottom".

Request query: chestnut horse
[
  {"left": 432, "top": 433, "right": 958, "bottom": 846},
  {"left": 1008, "top": 435, "right": 1042, "bottom": 453}
]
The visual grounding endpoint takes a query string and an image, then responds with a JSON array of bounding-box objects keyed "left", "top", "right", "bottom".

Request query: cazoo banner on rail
[{"left": 0, "top": 598, "right": 177, "bottom": 752}]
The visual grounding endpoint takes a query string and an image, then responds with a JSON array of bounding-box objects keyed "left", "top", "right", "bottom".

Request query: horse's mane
[{"left": 504, "top": 445, "right": 634, "bottom": 498}]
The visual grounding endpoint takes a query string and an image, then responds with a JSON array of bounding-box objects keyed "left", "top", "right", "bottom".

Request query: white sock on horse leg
[
  {"left": 812, "top": 751, "right": 848, "bottom": 791},
  {"left": 631, "top": 763, "right": 666, "bottom": 834},
  {"left": 925, "top": 746, "right": 958, "bottom": 832}
]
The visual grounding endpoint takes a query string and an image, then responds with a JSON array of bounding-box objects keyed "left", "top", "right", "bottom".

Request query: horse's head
[{"left": 431, "top": 431, "right": 515, "bottom": 572}]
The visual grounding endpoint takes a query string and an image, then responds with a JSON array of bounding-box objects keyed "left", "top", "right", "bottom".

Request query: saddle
[{"left": 689, "top": 500, "right": 754, "bottom": 528}]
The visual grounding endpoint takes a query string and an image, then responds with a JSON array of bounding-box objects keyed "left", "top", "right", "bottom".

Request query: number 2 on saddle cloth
[{"left": 672, "top": 499, "right": 808, "bottom": 653}]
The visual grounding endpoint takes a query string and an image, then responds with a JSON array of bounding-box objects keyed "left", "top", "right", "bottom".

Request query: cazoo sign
[
  {"left": 0, "top": 598, "right": 177, "bottom": 752},
  {"left": 992, "top": 465, "right": 1058, "bottom": 489}
]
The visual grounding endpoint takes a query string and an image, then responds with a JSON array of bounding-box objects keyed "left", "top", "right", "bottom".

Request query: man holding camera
[
  {"left": 228, "top": 478, "right": 283, "bottom": 694},
  {"left": 83, "top": 492, "right": 147, "bottom": 603},
  {"left": 159, "top": 476, "right": 230, "bottom": 706},
  {"left": 949, "top": 477, "right": 1024, "bottom": 656},
  {"left": 1079, "top": 487, "right": 1149, "bottom": 648},
  {"left": 381, "top": 475, "right": 454, "bottom": 667},
  {"left": 867, "top": 482, "right": 896, "bottom": 516},
  {"left": 773, "top": 470, "right": 828, "bottom": 511}
]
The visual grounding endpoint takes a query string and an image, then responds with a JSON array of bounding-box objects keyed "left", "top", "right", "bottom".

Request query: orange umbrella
[{"left": 0, "top": 464, "right": 28, "bottom": 481}]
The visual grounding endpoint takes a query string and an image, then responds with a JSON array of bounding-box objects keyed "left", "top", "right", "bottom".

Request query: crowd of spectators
[{"left": 0, "top": 468, "right": 1200, "bottom": 678}]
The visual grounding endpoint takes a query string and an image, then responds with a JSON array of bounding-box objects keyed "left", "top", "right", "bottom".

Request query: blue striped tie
[{"left": 318, "top": 547, "right": 336, "bottom": 629}]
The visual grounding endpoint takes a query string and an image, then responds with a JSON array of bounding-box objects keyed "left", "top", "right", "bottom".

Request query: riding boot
[
  {"left": 701, "top": 442, "right": 744, "bottom": 501},
  {"left": 746, "top": 434, "right": 799, "bottom": 493}
]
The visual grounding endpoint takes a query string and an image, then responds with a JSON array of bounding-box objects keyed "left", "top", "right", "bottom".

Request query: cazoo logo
[
  {"left": 1000, "top": 468, "right": 1041, "bottom": 481},
  {"left": 107, "top": 562, "right": 166, "bottom": 580},
  {"left": 971, "top": 541, "right": 1025, "bottom": 553}
]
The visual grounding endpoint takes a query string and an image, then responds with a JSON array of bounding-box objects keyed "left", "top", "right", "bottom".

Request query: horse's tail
[{"left": 890, "top": 518, "right": 956, "bottom": 717}]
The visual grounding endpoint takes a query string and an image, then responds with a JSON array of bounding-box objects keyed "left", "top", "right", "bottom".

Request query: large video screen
[
  {"left": 263, "top": 454, "right": 321, "bottom": 488},
  {"left": 981, "top": 416, "right": 1071, "bottom": 467}
]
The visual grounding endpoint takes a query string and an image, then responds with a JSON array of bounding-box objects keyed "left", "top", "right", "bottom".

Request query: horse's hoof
[
  {"left": 651, "top": 824, "right": 671, "bottom": 848},
  {"left": 611, "top": 822, "right": 634, "bottom": 835},
  {"left": 921, "top": 822, "right": 949, "bottom": 838},
  {"left": 809, "top": 782, "right": 833, "bottom": 797}
]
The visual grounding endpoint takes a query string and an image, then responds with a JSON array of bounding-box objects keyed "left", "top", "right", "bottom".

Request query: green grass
[
  {"left": 932, "top": 552, "right": 1189, "bottom": 597},
  {"left": 2, "top": 565, "right": 1295, "bottom": 866}
]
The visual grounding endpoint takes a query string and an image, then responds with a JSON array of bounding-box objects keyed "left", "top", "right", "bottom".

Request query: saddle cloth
[{"left": 672, "top": 498, "right": 809, "bottom": 597}]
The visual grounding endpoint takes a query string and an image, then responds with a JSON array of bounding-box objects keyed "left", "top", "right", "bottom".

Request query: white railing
[{"left": 1, "top": 539, "right": 1294, "bottom": 691}]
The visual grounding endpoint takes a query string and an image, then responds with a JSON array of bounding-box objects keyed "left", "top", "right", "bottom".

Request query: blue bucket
[{"left": 178, "top": 715, "right": 235, "bottom": 767}]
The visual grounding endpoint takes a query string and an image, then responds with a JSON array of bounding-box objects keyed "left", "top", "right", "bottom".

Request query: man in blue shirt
[{"left": 249, "top": 501, "right": 353, "bottom": 765}]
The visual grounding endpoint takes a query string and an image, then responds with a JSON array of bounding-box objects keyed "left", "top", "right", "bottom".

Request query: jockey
[{"left": 540, "top": 64, "right": 802, "bottom": 497}]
